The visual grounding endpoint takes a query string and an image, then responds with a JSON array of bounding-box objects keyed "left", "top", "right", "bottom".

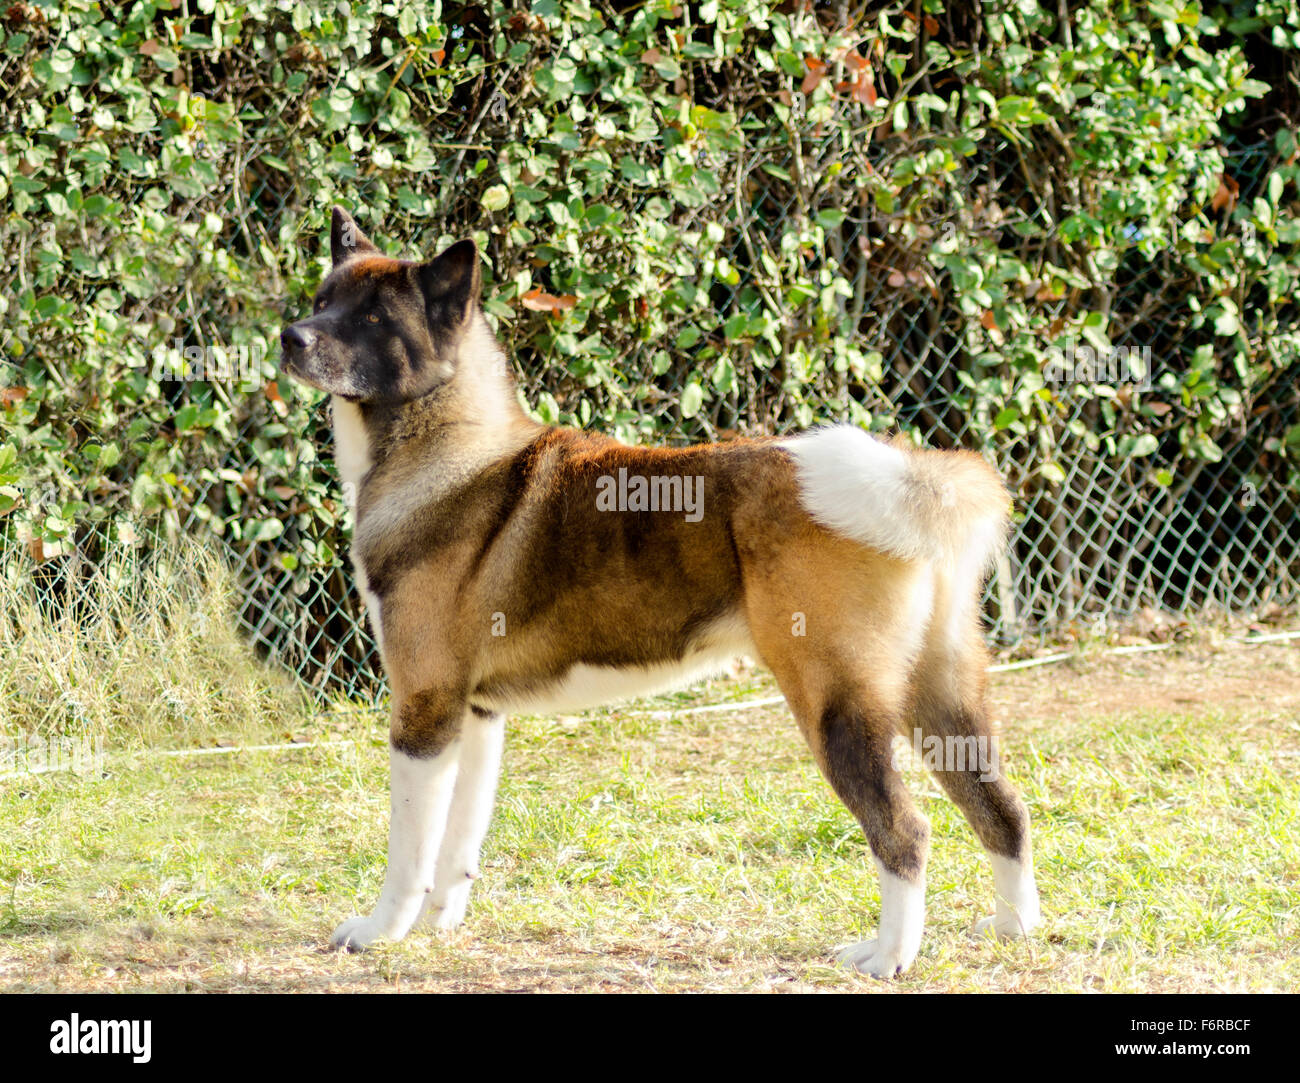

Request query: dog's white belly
[{"left": 474, "top": 612, "right": 757, "bottom": 715}]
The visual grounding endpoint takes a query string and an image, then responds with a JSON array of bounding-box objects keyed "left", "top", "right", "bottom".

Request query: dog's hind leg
[
  {"left": 907, "top": 606, "right": 1040, "bottom": 941},
  {"left": 418, "top": 706, "right": 505, "bottom": 931},
  {"left": 331, "top": 688, "right": 466, "bottom": 951},
  {"left": 814, "top": 692, "right": 930, "bottom": 978},
  {"left": 744, "top": 545, "right": 934, "bottom": 977}
]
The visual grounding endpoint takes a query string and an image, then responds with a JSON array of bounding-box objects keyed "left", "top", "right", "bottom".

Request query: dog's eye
[
  {"left": 366, "top": 312, "right": 381, "bottom": 324},
  {"left": 315, "top": 297, "right": 327, "bottom": 312}
]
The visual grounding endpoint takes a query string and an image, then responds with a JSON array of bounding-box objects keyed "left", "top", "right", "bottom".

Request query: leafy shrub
[{"left": 2, "top": 0, "right": 1298, "bottom": 688}]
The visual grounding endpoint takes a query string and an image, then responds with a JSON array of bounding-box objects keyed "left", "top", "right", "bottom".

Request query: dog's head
[{"left": 280, "top": 207, "right": 481, "bottom": 403}]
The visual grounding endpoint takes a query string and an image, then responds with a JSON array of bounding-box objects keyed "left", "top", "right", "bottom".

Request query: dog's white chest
[
  {"left": 331, "top": 396, "right": 385, "bottom": 654},
  {"left": 331, "top": 397, "right": 372, "bottom": 512}
]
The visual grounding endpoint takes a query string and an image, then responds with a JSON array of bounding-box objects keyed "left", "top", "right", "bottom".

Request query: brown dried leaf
[
  {"left": 1210, "top": 173, "right": 1239, "bottom": 214},
  {"left": 265, "top": 380, "right": 288, "bottom": 418},
  {"left": 521, "top": 289, "right": 577, "bottom": 314},
  {"left": 801, "top": 57, "right": 826, "bottom": 96},
  {"left": 507, "top": 11, "right": 544, "bottom": 32}
]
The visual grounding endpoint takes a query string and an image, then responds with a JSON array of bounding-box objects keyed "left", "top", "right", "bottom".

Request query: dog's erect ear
[
  {"left": 331, "top": 206, "right": 379, "bottom": 266},
  {"left": 417, "top": 239, "right": 481, "bottom": 328}
]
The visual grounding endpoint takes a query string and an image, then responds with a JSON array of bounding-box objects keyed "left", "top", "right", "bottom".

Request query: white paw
[
  {"left": 425, "top": 894, "right": 468, "bottom": 931},
  {"left": 970, "top": 908, "right": 1039, "bottom": 941},
  {"left": 330, "top": 915, "right": 389, "bottom": 952},
  {"left": 420, "top": 879, "right": 473, "bottom": 931},
  {"left": 978, "top": 855, "right": 1041, "bottom": 941},
  {"left": 835, "top": 938, "right": 915, "bottom": 978}
]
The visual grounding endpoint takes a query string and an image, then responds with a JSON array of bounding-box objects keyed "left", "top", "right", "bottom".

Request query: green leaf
[
  {"left": 679, "top": 381, "right": 705, "bottom": 419},
  {"left": 481, "top": 185, "right": 510, "bottom": 211},
  {"left": 175, "top": 404, "right": 200, "bottom": 431},
  {"left": 1119, "top": 433, "right": 1159, "bottom": 457}
]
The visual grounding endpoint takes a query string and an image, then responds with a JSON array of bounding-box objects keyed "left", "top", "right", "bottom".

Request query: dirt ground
[{"left": 986, "top": 634, "right": 1300, "bottom": 734}]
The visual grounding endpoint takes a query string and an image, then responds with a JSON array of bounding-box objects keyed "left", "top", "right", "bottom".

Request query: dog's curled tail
[{"left": 781, "top": 426, "right": 1009, "bottom": 572}]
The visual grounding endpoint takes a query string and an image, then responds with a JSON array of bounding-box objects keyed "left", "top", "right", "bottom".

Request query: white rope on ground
[
  {"left": 0, "top": 739, "right": 358, "bottom": 783},
  {"left": 150, "top": 739, "right": 357, "bottom": 758},
  {"left": 985, "top": 650, "right": 1077, "bottom": 673},
  {"left": 6, "top": 628, "right": 1294, "bottom": 781},
  {"left": 1236, "top": 629, "right": 1300, "bottom": 645},
  {"left": 625, "top": 627, "right": 1300, "bottom": 716},
  {"left": 625, "top": 695, "right": 787, "bottom": 720}
]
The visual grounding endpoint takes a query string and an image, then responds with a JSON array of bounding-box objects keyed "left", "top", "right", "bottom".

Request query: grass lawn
[{"left": 3, "top": 610, "right": 1297, "bottom": 992}]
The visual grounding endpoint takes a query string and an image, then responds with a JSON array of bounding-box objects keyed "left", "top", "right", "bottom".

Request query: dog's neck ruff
[{"left": 331, "top": 319, "right": 541, "bottom": 547}]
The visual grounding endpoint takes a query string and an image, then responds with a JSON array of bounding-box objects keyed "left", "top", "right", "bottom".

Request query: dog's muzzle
[{"left": 281, "top": 324, "right": 317, "bottom": 356}]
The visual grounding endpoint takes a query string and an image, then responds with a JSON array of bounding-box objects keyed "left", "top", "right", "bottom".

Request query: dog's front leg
[
  {"left": 331, "top": 740, "right": 462, "bottom": 951},
  {"left": 418, "top": 707, "right": 505, "bottom": 931}
]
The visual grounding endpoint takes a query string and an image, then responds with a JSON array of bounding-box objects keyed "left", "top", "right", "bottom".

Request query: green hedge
[{"left": 2, "top": 0, "right": 1298, "bottom": 592}]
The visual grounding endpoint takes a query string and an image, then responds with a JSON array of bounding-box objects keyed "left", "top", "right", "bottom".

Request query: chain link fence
[
  {"left": 6, "top": 137, "right": 1297, "bottom": 706},
  {"left": 80, "top": 133, "right": 1280, "bottom": 705}
]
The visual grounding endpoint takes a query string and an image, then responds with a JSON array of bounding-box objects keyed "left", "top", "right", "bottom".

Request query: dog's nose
[{"left": 281, "top": 325, "right": 316, "bottom": 353}]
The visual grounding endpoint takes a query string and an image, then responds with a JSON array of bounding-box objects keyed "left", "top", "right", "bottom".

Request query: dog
[{"left": 278, "top": 207, "right": 1041, "bottom": 977}]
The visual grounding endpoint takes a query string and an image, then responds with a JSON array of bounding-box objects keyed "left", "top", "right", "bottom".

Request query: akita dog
[{"left": 279, "top": 208, "right": 1041, "bottom": 977}]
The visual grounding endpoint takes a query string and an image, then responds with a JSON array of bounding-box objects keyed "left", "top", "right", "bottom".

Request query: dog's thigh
[{"left": 419, "top": 707, "right": 506, "bottom": 930}]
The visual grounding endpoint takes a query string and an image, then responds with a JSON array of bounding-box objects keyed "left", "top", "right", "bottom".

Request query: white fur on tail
[{"left": 781, "top": 426, "right": 1008, "bottom": 572}]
